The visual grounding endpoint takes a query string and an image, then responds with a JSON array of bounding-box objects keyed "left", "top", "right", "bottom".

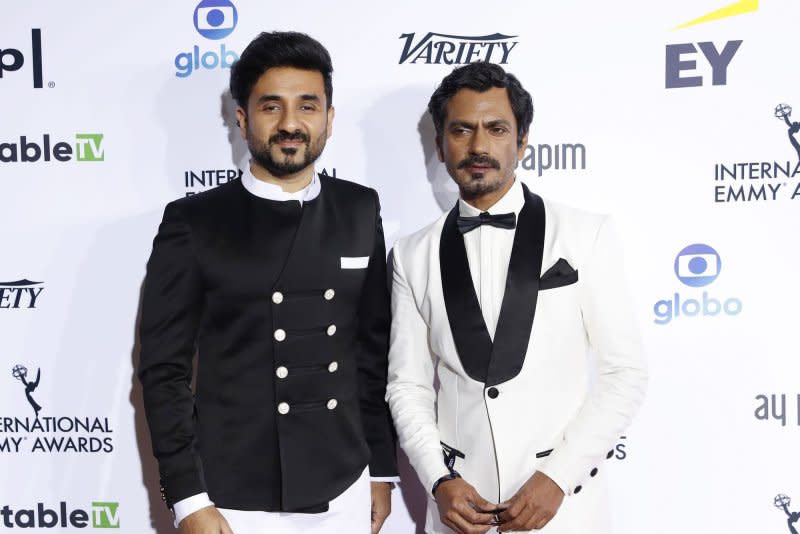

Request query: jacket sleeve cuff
[
  {"left": 367, "top": 442, "right": 399, "bottom": 479},
  {"left": 537, "top": 443, "right": 606, "bottom": 497},
  {"left": 161, "top": 468, "right": 207, "bottom": 509}
]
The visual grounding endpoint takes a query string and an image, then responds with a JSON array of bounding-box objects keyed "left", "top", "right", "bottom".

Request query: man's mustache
[
  {"left": 269, "top": 131, "right": 310, "bottom": 144},
  {"left": 457, "top": 155, "right": 501, "bottom": 170}
]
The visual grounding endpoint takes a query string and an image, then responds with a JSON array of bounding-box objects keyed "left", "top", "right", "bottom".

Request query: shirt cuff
[{"left": 173, "top": 492, "right": 215, "bottom": 527}]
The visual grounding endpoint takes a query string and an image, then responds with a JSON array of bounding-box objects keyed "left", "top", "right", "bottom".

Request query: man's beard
[
  {"left": 247, "top": 128, "right": 327, "bottom": 178},
  {"left": 448, "top": 154, "right": 506, "bottom": 198}
]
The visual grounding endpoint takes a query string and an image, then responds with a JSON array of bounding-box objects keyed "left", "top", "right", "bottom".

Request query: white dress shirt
[
  {"left": 173, "top": 164, "right": 397, "bottom": 529},
  {"left": 458, "top": 178, "right": 525, "bottom": 340}
]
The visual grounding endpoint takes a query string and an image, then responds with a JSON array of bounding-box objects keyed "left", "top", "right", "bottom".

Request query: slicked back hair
[{"left": 428, "top": 62, "right": 533, "bottom": 148}]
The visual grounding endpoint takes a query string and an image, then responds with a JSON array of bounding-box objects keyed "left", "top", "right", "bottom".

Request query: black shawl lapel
[
  {"left": 485, "top": 185, "right": 545, "bottom": 386},
  {"left": 440, "top": 206, "right": 493, "bottom": 383}
]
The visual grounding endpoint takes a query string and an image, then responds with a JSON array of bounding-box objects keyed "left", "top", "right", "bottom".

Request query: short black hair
[
  {"left": 230, "top": 31, "right": 333, "bottom": 110},
  {"left": 428, "top": 62, "right": 533, "bottom": 148}
]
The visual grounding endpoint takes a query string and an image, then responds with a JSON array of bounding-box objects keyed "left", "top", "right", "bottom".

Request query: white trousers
[{"left": 218, "top": 467, "right": 371, "bottom": 534}]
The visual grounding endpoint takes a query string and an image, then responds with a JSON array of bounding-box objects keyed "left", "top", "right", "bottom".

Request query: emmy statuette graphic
[{"left": 12, "top": 364, "right": 42, "bottom": 417}]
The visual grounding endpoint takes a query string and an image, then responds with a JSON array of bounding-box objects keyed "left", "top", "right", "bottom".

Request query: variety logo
[
  {"left": 664, "top": 0, "right": 756, "bottom": 89},
  {"left": 0, "top": 134, "right": 104, "bottom": 163},
  {"left": 711, "top": 103, "right": 800, "bottom": 204},
  {"left": 1, "top": 364, "right": 115, "bottom": 454},
  {"left": 398, "top": 32, "right": 518, "bottom": 65},
  {"left": 653, "top": 244, "right": 742, "bottom": 325},
  {"left": 0, "top": 501, "right": 119, "bottom": 528},
  {"left": 520, "top": 142, "right": 587, "bottom": 177},
  {"left": 175, "top": 0, "right": 240, "bottom": 78},
  {"left": 774, "top": 494, "right": 800, "bottom": 533},
  {"left": 0, "top": 280, "right": 44, "bottom": 308},
  {"left": 754, "top": 393, "right": 800, "bottom": 427},
  {"left": 0, "top": 29, "right": 46, "bottom": 88}
]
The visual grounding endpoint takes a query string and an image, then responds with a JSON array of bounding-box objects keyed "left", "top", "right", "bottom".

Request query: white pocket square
[{"left": 341, "top": 256, "right": 370, "bottom": 269}]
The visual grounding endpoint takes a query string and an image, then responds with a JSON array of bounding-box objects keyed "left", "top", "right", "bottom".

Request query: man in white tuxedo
[{"left": 386, "top": 62, "right": 647, "bottom": 534}]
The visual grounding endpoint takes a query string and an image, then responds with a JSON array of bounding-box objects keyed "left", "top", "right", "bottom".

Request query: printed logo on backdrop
[
  {"left": 0, "top": 28, "right": 54, "bottom": 89},
  {"left": 0, "top": 501, "right": 119, "bottom": 529},
  {"left": 175, "top": 0, "right": 240, "bottom": 78},
  {"left": 653, "top": 244, "right": 742, "bottom": 325},
  {"left": 183, "top": 166, "right": 338, "bottom": 195},
  {"left": 520, "top": 142, "right": 587, "bottom": 178},
  {"left": 664, "top": 0, "right": 756, "bottom": 89},
  {"left": 774, "top": 494, "right": 800, "bottom": 534},
  {"left": 398, "top": 33, "right": 518, "bottom": 65},
  {"left": 774, "top": 103, "right": 800, "bottom": 163},
  {"left": 1, "top": 364, "right": 114, "bottom": 454},
  {"left": 12, "top": 364, "right": 42, "bottom": 417},
  {"left": 184, "top": 167, "right": 243, "bottom": 196},
  {"left": 755, "top": 393, "right": 800, "bottom": 427},
  {"left": 0, "top": 134, "right": 104, "bottom": 164},
  {"left": 609, "top": 435, "right": 628, "bottom": 460},
  {"left": 0, "top": 280, "right": 44, "bottom": 308},
  {"left": 710, "top": 103, "right": 800, "bottom": 203}
]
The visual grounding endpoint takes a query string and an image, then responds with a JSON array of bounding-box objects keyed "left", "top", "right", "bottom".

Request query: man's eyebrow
[
  {"left": 447, "top": 119, "right": 513, "bottom": 129},
  {"left": 484, "top": 119, "right": 512, "bottom": 128},
  {"left": 447, "top": 120, "right": 477, "bottom": 129},
  {"left": 255, "top": 94, "right": 282, "bottom": 105},
  {"left": 254, "top": 94, "right": 321, "bottom": 104}
]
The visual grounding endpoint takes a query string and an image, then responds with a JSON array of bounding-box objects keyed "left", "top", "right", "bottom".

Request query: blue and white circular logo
[
  {"left": 674, "top": 243, "right": 721, "bottom": 287},
  {"left": 194, "top": 0, "right": 238, "bottom": 40}
]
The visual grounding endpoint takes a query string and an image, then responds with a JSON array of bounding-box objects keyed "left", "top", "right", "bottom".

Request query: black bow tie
[{"left": 457, "top": 211, "right": 517, "bottom": 234}]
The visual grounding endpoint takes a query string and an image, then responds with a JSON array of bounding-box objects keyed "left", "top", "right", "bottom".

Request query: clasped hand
[
  {"left": 495, "top": 471, "right": 564, "bottom": 532},
  {"left": 434, "top": 471, "right": 564, "bottom": 533}
]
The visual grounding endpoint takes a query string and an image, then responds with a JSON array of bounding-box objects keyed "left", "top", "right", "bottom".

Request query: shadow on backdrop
[
  {"left": 417, "top": 108, "right": 459, "bottom": 212},
  {"left": 130, "top": 284, "right": 178, "bottom": 534},
  {"left": 221, "top": 88, "right": 249, "bottom": 169}
]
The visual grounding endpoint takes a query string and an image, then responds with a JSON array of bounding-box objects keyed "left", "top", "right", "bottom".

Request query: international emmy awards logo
[
  {"left": 774, "top": 494, "right": 800, "bottom": 534},
  {"left": 774, "top": 103, "right": 800, "bottom": 163},
  {"left": 12, "top": 364, "right": 41, "bottom": 417}
]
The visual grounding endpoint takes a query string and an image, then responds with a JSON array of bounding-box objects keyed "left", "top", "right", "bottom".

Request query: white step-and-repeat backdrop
[{"left": 2, "top": 1, "right": 798, "bottom": 532}]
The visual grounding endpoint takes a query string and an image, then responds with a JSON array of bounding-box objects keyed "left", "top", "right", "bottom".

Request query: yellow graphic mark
[{"left": 673, "top": 0, "right": 758, "bottom": 30}]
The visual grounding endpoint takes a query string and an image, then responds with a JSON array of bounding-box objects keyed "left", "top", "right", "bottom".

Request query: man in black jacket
[{"left": 138, "top": 31, "right": 397, "bottom": 534}]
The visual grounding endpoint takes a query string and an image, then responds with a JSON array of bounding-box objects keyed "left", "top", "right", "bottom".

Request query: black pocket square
[{"left": 539, "top": 258, "right": 578, "bottom": 290}]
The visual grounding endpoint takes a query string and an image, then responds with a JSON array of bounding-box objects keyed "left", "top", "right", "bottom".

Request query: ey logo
[
  {"left": 665, "top": 0, "right": 756, "bottom": 89},
  {"left": 91, "top": 502, "right": 120, "bottom": 528}
]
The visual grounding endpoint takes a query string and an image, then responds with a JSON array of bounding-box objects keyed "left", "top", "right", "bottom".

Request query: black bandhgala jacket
[{"left": 138, "top": 175, "right": 397, "bottom": 512}]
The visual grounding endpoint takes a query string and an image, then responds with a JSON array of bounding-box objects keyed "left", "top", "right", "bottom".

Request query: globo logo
[
  {"left": 174, "top": 0, "right": 240, "bottom": 78},
  {"left": 194, "top": 0, "right": 238, "bottom": 40},
  {"left": 653, "top": 244, "right": 742, "bottom": 325}
]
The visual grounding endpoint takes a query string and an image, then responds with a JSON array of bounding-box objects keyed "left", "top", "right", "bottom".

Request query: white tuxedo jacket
[{"left": 386, "top": 183, "right": 647, "bottom": 533}]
